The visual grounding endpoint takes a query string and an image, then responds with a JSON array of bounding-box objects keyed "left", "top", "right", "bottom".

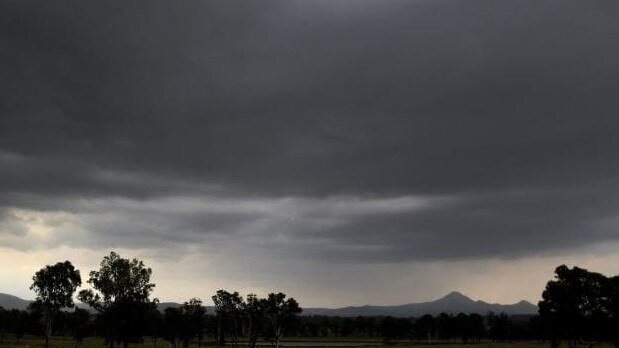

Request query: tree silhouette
[
  {"left": 243, "top": 294, "right": 265, "bottom": 348},
  {"left": 78, "top": 251, "right": 157, "bottom": 348},
  {"left": 212, "top": 290, "right": 243, "bottom": 347},
  {"left": 145, "top": 304, "right": 164, "bottom": 348},
  {"left": 454, "top": 313, "right": 471, "bottom": 343},
  {"left": 435, "top": 313, "right": 454, "bottom": 340},
  {"left": 487, "top": 312, "right": 512, "bottom": 342},
  {"left": 69, "top": 308, "right": 94, "bottom": 348},
  {"left": 609, "top": 276, "right": 619, "bottom": 348},
  {"left": 163, "top": 307, "right": 183, "bottom": 348},
  {"left": 539, "top": 265, "right": 612, "bottom": 347},
  {"left": 180, "top": 298, "right": 207, "bottom": 348},
  {"left": 414, "top": 314, "right": 435, "bottom": 343},
  {"left": 30, "top": 260, "right": 82, "bottom": 348},
  {"left": 0, "top": 307, "right": 7, "bottom": 343},
  {"left": 9, "top": 309, "right": 29, "bottom": 344},
  {"left": 468, "top": 313, "right": 486, "bottom": 343},
  {"left": 380, "top": 316, "right": 411, "bottom": 341},
  {"left": 262, "top": 293, "right": 302, "bottom": 348}
]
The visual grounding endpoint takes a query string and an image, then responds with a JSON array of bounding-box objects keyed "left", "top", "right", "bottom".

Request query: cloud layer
[{"left": 2, "top": 0, "right": 619, "bottom": 304}]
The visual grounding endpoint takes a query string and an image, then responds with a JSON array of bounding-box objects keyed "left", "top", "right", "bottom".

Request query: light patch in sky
[{"left": 3, "top": 242, "right": 619, "bottom": 307}]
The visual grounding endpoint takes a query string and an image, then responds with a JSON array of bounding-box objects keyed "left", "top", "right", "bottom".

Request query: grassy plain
[{"left": 0, "top": 337, "right": 613, "bottom": 348}]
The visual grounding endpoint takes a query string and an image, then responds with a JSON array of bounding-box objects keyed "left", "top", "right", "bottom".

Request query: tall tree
[
  {"left": 212, "top": 290, "right": 243, "bottom": 347},
  {"left": 145, "top": 304, "right": 164, "bottom": 348},
  {"left": 539, "top": 265, "right": 611, "bottom": 347},
  {"left": 180, "top": 298, "right": 207, "bottom": 348},
  {"left": 605, "top": 275, "right": 619, "bottom": 348},
  {"left": 78, "top": 251, "right": 157, "bottom": 348},
  {"left": 30, "top": 260, "right": 82, "bottom": 348},
  {"left": 243, "top": 294, "right": 265, "bottom": 348},
  {"left": 163, "top": 307, "right": 183, "bottom": 348},
  {"left": 262, "top": 293, "right": 302, "bottom": 348}
]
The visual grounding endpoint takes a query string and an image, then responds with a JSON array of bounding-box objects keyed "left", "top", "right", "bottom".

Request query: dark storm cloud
[
  {"left": 291, "top": 183, "right": 619, "bottom": 262},
  {"left": 2, "top": 0, "right": 619, "bottom": 260}
]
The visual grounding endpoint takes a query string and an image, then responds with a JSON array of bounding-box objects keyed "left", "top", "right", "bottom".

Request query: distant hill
[
  {"left": 0, "top": 294, "right": 202, "bottom": 313},
  {"left": 301, "top": 291, "right": 538, "bottom": 317},
  {"left": 157, "top": 302, "right": 182, "bottom": 311},
  {"left": 157, "top": 302, "right": 219, "bottom": 313},
  {"left": 1, "top": 291, "right": 537, "bottom": 317},
  {"left": 0, "top": 293, "right": 31, "bottom": 311}
]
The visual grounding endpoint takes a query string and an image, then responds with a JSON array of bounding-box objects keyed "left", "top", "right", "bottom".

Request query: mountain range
[
  {"left": 301, "top": 291, "right": 537, "bottom": 317},
  {"left": 0, "top": 291, "right": 537, "bottom": 317},
  {"left": 0, "top": 293, "right": 31, "bottom": 311}
]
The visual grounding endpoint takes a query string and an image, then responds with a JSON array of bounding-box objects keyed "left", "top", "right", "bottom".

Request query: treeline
[
  {"left": 293, "top": 265, "right": 619, "bottom": 347},
  {"left": 0, "top": 307, "right": 92, "bottom": 345},
  {"left": 294, "top": 312, "right": 542, "bottom": 342},
  {"left": 158, "top": 292, "right": 302, "bottom": 348},
  {"left": 8, "top": 252, "right": 619, "bottom": 348},
  {"left": 22, "top": 252, "right": 302, "bottom": 348},
  {"left": 0, "top": 306, "right": 544, "bottom": 345}
]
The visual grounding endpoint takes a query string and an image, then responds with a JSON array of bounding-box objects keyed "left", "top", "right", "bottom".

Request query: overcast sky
[{"left": 2, "top": 0, "right": 619, "bottom": 307}]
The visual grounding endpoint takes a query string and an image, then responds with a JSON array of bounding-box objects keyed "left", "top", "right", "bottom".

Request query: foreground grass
[{"left": 0, "top": 337, "right": 614, "bottom": 348}]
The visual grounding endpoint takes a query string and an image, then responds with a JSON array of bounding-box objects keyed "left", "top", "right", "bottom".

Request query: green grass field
[{"left": 0, "top": 337, "right": 613, "bottom": 348}]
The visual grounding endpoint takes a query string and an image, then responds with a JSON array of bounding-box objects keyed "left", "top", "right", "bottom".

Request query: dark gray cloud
[
  {"left": 2, "top": 0, "right": 619, "bottom": 263},
  {"left": 297, "top": 183, "right": 619, "bottom": 261}
]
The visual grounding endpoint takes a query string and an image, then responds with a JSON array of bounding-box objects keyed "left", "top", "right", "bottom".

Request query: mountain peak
[{"left": 440, "top": 291, "right": 472, "bottom": 301}]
